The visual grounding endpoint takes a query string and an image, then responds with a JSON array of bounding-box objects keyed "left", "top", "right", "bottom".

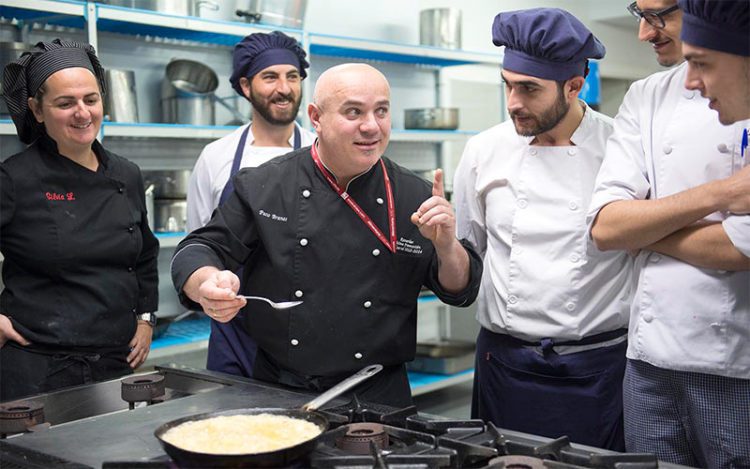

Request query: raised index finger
[{"left": 432, "top": 168, "right": 445, "bottom": 198}]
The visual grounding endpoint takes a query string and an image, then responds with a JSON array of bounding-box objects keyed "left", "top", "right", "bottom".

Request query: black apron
[
  {"left": 0, "top": 342, "right": 131, "bottom": 401},
  {"left": 206, "top": 125, "right": 301, "bottom": 378}
]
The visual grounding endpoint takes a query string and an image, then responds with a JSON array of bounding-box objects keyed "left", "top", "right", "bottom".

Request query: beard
[
  {"left": 249, "top": 89, "right": 302, "bottom": 126},
  {"left": 510, "top": 86, "right": 570, "bottom": 137}
]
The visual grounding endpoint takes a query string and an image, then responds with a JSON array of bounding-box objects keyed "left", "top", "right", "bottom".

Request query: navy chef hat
[
  {"left": 2, "top": 38, "right": 106, "bottom": 144},
  {"left": 679, "top": 0, "right": 749, "bottom": 56},
  {"left": 229, "top": 31, "right": 309, "bottom": 96},
  {"left": 491, "top": 8, "right": 606, "bottom": 81}
]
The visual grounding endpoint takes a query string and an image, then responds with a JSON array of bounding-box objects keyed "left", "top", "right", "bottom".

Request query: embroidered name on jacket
[
  {"left": 46, "top": 192, "right": 76, "bottom": 201},
  {"left": 258, "top": 209, "right": 288, "bottom": 222},
  {"left": 396, "top": 237, "right": 423, "bottom": 255}
]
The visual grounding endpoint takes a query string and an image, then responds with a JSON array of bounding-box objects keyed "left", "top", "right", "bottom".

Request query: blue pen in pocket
[{"left": 742, "top": 128, "right": 748, "bottom": 158}]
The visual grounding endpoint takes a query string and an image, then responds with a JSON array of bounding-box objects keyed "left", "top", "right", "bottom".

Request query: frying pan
[{"left": 154, "top": 364, "right": 382, "bottom": 467}]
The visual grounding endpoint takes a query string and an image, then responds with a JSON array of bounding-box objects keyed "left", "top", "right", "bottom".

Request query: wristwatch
[{"left": 137, "top": 312, "right": 157, "bottom": 327}]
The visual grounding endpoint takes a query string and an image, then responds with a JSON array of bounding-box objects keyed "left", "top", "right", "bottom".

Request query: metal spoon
[{"left": 237, "top": 295, "right": 303, "bottom": 310}]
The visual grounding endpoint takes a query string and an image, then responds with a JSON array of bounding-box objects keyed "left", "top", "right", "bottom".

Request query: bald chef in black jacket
[{"left": 172, "top": 63, "right": 482, "bottom": 406}]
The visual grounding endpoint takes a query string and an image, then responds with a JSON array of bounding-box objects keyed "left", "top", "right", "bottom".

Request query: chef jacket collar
[
  {"left": 311, "top": 148, "right": 381, "bottom": 192},
  {"left": 38, "top": 131, "right": 110, "bottom": 170}
]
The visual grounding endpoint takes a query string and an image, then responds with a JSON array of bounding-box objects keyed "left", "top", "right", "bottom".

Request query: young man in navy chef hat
[
  {"left": 186, "top": 31, "right": 316, "bottom": 379},
  {"left": 680, "top": 0, "right": 750, "bottom": 126},
  {"left": 453, "top": 8, "right": 632, "bottom": 451},
  {"left": 680, "top": 0, "right": 750, "bottom": 264},
  {"left": 588, "top": 1, "right": 750, "bottom": 466}
]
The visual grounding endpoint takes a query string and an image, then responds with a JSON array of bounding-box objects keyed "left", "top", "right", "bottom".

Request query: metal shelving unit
[
  {"left": 0, "top": 0, "right": 86, "bottom": 25},
  {"left": 99, "top": 122, "right": 475, "bottom": 143},
  {"left": 101, "top": 122, "right": 239, "bottom": 140},
  {"left": 1, "top": 1, "right": 493, "bottom": 142},
  {"left": 94, "top": 3, "right": 299, "bottom": 46},
  {"left": 409, "top": 369, "right": 474, "bottom": 396},
  {"left": 2, "top": 121, "right": 477, "bottom": 143},
  {"left": 0, "top": 120, "right": 15, "bottom": 136},
  {"left": 309, "top": 32, "right": 501, "bottom": 67},
  {"left": 2, "top": 1, "right": 483, "bottom": 396}
]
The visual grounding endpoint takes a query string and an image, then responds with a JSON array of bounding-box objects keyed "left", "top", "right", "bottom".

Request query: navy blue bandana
[{"left": 229, "top": 31, "right": 309, "bottom": 96}]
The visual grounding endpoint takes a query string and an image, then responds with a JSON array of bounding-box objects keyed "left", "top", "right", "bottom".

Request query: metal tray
[
  {"left": 408, "top": 340, "right": 475, "bottom": 374},
  {"left": 415, "top": 340, "right": 475, "bottom": 358}
]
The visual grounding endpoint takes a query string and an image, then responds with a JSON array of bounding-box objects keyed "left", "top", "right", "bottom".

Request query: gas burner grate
[
  {"left": 120, "top": 375, "right": 166, "bottom": 410},
  {"left": 0, "top": 400, "right": 46, "bottom": 438},
  {"left": 323, "top": 395, "right": 419, "bottom": 427},
  {"left": 311, "top": 423, "right": 454, "bottom": 468},
  {"left": 439, "top": 423, "right": 659, "bottom": 469},
  {"left": 335, "top": 422, "right": 390, "bottom": 454},
  {"left": 407, "top": 416, "right": 487, "bottom": 438}
]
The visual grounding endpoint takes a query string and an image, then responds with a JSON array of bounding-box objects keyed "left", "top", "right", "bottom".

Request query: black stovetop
[{"left": 0, "top": 365, "right": 693, "bottom": 469}]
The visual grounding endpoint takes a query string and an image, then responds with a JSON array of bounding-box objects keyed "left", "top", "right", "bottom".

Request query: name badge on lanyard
[{"left": 310, "top": 141, "right": 397, "bottom": 253}]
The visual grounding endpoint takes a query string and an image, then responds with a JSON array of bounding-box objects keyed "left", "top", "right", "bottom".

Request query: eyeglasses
[{"left": 627, "top": 2, "right": 679, "bottom": 29}]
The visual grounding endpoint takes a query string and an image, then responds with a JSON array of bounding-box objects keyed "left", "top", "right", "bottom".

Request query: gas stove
[{"left": 0, "top": 365, "right": 693, "bottom": 468}]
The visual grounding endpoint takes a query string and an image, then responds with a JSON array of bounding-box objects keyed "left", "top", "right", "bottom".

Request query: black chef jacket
[
  {"left": 0, "top": 134, "right": 159, "bottom": 348},
  {"left": 172, "top": 147, "right": 482, "bottom": 378}
]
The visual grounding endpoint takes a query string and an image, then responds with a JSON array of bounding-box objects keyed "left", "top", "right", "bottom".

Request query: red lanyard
[{"left": 310, "top": 142, "right": 397, "bottom": 253}]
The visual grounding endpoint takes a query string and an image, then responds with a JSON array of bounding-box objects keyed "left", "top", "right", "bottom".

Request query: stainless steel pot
[
  {"left": 98, "top": 0, "right": 191, "bottom": 15},
  {"left": 144, "top": 170, "right": 191, "bottom": 199},
  {"left": 145, "top": 183, "right": 155, "bottom": 231},
  {"left": 404, "top": 107, "right": 459, "bottom": 130},
  {"left": 420, "top": 8, "right": 462, "bottom": 49},
  {"left": 1, "top": 41, "right": 31, "bottom": 117},
  {"left": 160, "top": 59, "right": 218, "bottom": 125},
  {"left": 104, "top": 69, "right": 139, "bottom": 123},
  {"left": 194, "top": 0, "right": 247, "bottom": 21},
  {"left": 98, "top": 0, "right": 219, "bottom": 16},
  {"left": 154, "top": 199, "right": 187, "bottom": 233},
  {"left": 236, "top": 0, "right": 307, "bottom": 28}
]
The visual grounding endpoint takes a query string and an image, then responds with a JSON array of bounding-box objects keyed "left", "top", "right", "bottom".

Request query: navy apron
[
  {"left": 205, "top": 124, "right": 301, "bottom": 378},
  {"left": 471, "top": 327, "right": 627, "bottom": 451}
]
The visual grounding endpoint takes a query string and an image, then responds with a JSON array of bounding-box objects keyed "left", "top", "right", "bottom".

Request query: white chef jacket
[
  {"left": 186, "top": 122, "right": 316, "bottom": 232},
  {"left": 454, "top": 102, "right": 632, "bottom": 342},
  {"left": 587, "top": 62, "right": 750, "bottom": 379}
]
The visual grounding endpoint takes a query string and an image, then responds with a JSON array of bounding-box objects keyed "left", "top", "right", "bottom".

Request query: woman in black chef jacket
[{"left": 0, "top": 39, "right": 159, "bottom": 401}]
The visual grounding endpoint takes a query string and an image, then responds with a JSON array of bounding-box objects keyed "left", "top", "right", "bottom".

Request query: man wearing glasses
[
  {"left": 588, "top": 1, "right": 750, "bottom": 467},
  {"left": 626, "top": 1, "right": 681, "bottom": 66}
]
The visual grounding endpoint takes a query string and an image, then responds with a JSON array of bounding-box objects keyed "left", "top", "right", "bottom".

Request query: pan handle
[{"left": 301, "top": 364, "right": 383, "bottom": 412}]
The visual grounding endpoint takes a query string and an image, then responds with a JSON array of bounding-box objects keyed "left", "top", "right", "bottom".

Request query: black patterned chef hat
[{"left": 2, "top": 38, "right": 106, "bottom": 144}]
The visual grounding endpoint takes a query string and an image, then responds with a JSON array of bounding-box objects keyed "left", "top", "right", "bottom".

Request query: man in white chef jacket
[
  {"left": 588, "top": 1, "right": 750, "bottom": 466},
  {"left": 453, "top": 8, "right": 632, "bottom": 451},
  {"left": 186, "top": 31, "right": 316, "bottom": 378}
]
